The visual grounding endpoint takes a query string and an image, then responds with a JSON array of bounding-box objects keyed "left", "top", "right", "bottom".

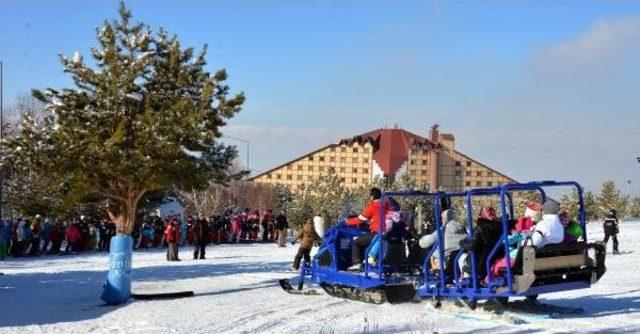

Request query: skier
[
  {"left": 603, "top": 208, "right": 620, "bottom": 255},
  {"left": 291, "top": 219, "right": 320, "bottom": 271},
  {"left": 193, "top": 213, "right": 209, "bottom": 260}
]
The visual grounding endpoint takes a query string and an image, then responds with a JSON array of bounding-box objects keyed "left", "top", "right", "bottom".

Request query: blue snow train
[{"left": 280, "top": 180, "right": 607, "bottom": 306}]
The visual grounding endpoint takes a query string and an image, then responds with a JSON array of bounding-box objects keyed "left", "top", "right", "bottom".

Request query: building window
[
  {"left": 340, "top": 167, "right": 346, "bottom": 172},
  {"left": 455, "top": 160, "right": 461, "bottom": 166},
  {"left": 422, "top": 160, "right": 428, "bottom": 165},
  {"left": 421, "top": 170, "right": 427, "bottom": 175},
  {"left": 330, "top": 157, "right": 335, "bottom": 162},
  {"left": 330, "top": 147, "right": 336, "bottom": 152},
  {"left": 487, "top": 181, "right": 493, "bottom": 186},
  {"left": 363, "top": 178, "right": 368, "bottom": 183},
  {"left": 466, "top": 161, "right": 472, "bottom": 167},
  {"left": 476, "top": 181, "right": 481, "bottom": 186},
  {"left": 351, "top": 168, "right": 357, "bottom": 173},
  {"left": 340, "top": 177, "right": 345, "bottom": 182},
  {"left": 287, "top": 175, "right": 292, "bottom": 180},
  {"left": 319, "top": 166, "right": 324, "bottom": 171},
  {"left": 455, "top": 171, "right": 461, "bottom": 176},
  {"left": 465, "top": 171, "right": 471, "bottom": 177},
  {"left": 353, "top": 148, "right": 358, "bottom": 153},
  {"left": 465, "top": 181, "right": 471, "bottom": 186},
  {"left": 364, "top": 148, "right": 370, "bottom": 153},
  {"left": 267, "top": 174, "right": 272, "bottom": 179},
  {"left": 476, "top": 171, "right": 482, "bottom": 177},
  {"left": 364, "top": 168, "right": 369, "bottom": 173},
  {"left": 319, "top": 156, "right": 325, "bottom": 162},
  {"left": 340, "top": 147, "right": 346, "bottom": 152},
  {"left": 276, "top": 174, "right": 281, "bottom": 179},
  {"left": 286, "top": 165, "right": 292, "bottom": 170},
  {"left": 352, "top": 178, "right": 358, "bottom": 183},
  {"left": 410, "top": 160, "right": 415, "bottom": 165},
  {"left": 487, "top": 171, "right": 493, "bottom": 176},
  {"left": 297, "top": 165, "right": 303, "bottom": 171},
  {"left": 340, "top": 157, "right": 347, "bottom": 162},
  {"left": 308, "top": 155, "right": 314, "bottom": 161},
  {"left": 308, "top": 166, "right": 314, "bottom": 171},
  {"left": 297, "top": 175, "right": 302, "bottom": 180},
  {"left": 364, "top": 158, "right": 369, "bottom": 163}
]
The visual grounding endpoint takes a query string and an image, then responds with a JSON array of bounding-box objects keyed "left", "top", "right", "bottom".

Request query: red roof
[{"left": 340, "top": 128, "right": 437, "bottom": 176}]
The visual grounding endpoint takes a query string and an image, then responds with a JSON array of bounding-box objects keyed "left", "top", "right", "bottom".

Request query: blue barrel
[{"left": 100, "top": 235, "right": 133, "bottom": 305}]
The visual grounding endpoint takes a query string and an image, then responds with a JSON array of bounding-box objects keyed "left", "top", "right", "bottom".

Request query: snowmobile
[
  {"left": 418, "top": 181, "right": 607, "bottom": 310},
  {"left": 280, "top": 190, "right": 444, "bottom": 304},
  {"left": 281, "top": 181, "right": 606, "bottom": 310}
]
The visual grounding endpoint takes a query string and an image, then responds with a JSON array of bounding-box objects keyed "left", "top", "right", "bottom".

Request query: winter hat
[
  {"left": 479, "top": 207, "right": 496, "bottom": 220},
  {"left": 524, "top": 202, "right": 542, "bottom": 222},
  {"left": 542, "top": 200, "right": 560, "bottom": 215}
]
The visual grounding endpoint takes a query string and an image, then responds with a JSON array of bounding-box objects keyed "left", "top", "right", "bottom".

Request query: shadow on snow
[{"left": 0, "top": 253, "right": 290, "bottom": 328}]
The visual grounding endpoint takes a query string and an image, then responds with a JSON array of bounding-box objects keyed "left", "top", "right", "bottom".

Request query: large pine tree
[{"left": 1, "top": 3, "right": 244, "bottom": 234}]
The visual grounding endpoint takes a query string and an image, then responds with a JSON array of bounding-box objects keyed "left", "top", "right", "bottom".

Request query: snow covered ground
[{"left": 2, "top": 221, "right": 639, "bottom": 334}]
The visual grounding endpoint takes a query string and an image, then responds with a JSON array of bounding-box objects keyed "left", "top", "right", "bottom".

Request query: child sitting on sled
[{"left": 365, "top": 210, "right": 404, "bottom": 266}]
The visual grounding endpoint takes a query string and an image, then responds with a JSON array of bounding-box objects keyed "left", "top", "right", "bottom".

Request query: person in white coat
[{"left": 531, "top": 201, "right": 564, "bottom": 249}]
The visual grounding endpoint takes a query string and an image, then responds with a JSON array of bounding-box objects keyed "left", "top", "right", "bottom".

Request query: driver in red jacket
[{"left": 347, "top": 187, "right": 387, "bottom": 270}]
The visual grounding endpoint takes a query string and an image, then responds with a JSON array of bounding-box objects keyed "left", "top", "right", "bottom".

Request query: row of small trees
[{"left": 182, "top": 173, "right": 639, "bottom": 228}]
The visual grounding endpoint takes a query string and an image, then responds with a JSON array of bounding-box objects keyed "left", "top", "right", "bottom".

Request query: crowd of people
[
  {"left": 0, "top": 208, "right": 294, "bottom": 262},
  {"left": 0, "top": 215, "right": 118, "bottom": 260},
  {"left": 0, "top": 188, "right": 622, "bottom": 279}
]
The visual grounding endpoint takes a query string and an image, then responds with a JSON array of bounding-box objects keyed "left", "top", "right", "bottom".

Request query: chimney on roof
[
  {"left": 428, "top": 124, "right": 440, "bottom": 190},
  {"left": 429, "top": 124, "right": 439, "bottom": 143}
]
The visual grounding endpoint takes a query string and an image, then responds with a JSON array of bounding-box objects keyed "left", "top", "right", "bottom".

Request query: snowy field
[{"left": 2, "top": 221, "right": 639, "bottom": 334}]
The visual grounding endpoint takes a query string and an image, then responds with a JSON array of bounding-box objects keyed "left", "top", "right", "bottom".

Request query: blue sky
[{"left": 1, "top": 1, "right": 639, "bottom": 195}]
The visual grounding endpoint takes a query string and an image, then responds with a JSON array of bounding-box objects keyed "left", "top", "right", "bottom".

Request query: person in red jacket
[
  {"left": 348, "top": 187, "right": 387, "bottom": 270},
  {"left": 65, "top": 222, "right": 82, "bottom": 253},
  {"left": 165, "top": 220, "right": 181, "bottom": 261}
]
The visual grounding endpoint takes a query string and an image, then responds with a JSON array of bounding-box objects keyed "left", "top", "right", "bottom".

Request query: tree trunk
[{"left": 109, "top": 188, "right": 146, "bottom": 235}]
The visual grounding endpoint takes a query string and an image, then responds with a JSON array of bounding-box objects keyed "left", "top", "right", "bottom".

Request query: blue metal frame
[
  {"left": 292, "top": 180, "right": 600, "bottom": 304},
  {"left": 307, "top": 189, "right": 442, "bottom": 291},
  {"left": 417, "top": 180, "right": 595, "bottom": 301}
]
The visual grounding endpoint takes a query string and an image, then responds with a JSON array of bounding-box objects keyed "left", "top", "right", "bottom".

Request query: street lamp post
[{"left": 222, "top": 135, "right": 250, "bottom": 172}]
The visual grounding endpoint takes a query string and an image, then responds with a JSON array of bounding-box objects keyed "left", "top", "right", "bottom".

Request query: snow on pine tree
[{"left": 1, "top": 3, "right": 245, "bottom": 234}]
